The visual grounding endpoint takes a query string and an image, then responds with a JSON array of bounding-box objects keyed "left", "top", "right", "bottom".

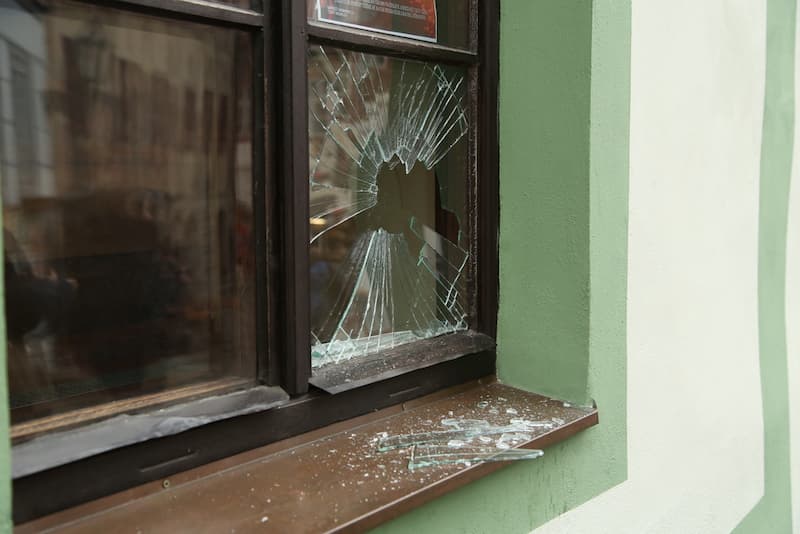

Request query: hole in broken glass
[{"left": 308, "top": 46, "right": 470, "bottom": 367}]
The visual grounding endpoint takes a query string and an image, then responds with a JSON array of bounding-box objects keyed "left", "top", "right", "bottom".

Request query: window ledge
[
  {"left": 18, "top": 381, "right": 598, "bottom": 533},
  {"left": 310, "top": 331, "right": 496, "bottom": 394}
]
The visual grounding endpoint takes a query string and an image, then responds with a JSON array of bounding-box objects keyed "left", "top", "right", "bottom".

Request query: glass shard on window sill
[
  {"left": 408, "top": 445, "right": 544, "bottom": 470},
  {"left": 376, "top": 417, "right": 555, "bottom": 452},
  {"left": 375, "top": 415, "right": 552, "bottom": 470}
]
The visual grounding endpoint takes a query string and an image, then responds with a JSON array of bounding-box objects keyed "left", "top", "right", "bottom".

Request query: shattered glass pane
[
  {"left": 308, "top": 45, "right": 470, "bottom": 367},
  {"left": 408, "top": 445, "right": 544, "bottom": 470}
]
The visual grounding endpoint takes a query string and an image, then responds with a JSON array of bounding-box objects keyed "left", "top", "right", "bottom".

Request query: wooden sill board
[{"left": 19, "top": 382, "right": 598, "bottom": 533}]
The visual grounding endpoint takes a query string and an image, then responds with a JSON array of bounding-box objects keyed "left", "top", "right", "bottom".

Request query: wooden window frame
[{"left": 10, "top": 0, "right": 499, "bottom": 523}]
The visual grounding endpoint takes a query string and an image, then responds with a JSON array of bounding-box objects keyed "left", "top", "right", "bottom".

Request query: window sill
[
  {"left": 310, "top": 331, "right": 496, "bottom": 394},
  {"left": 18, "top": 380, "right": 598, "bottom": 533}
]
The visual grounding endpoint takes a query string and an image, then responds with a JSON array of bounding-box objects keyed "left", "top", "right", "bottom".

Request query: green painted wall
[
  {"left": 495, "top": 0, "right": 592, "bottom": 405},
  {"left": 734, "top": 0, "right": 796, "bottom": 531}
]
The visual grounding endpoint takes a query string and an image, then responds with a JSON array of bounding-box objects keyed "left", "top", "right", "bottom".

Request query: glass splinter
[
  {"left": 377, "top": 429, "right": 484, "bottom": 452},
  {"left": 408, "top": 445, "right": 544, "bottom": 470}
]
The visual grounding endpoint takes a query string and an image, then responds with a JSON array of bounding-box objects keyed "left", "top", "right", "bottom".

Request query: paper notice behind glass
[{"left": 316, "top": 0, "right": 438, "bottom": 43}]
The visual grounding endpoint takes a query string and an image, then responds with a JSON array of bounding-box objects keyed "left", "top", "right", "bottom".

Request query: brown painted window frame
[{"left": 11, "top": 0, "right": 499, "bottom": 523}]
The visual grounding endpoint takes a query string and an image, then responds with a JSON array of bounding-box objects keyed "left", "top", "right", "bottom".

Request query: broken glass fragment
[
  {"left": 376, "top": 418, "right": 554, "bottom": 452},
  {"left": 308, "top": 45, "right": 470, "bottom": 367},
  {"left": 408, "top": 445, "right": 544, "bottom": 470},
  {"left": 495, "top": 433, "right": 533, "bottom": 450},
  {"left": 377, "top": 427, "right": 483, "bottom": 452}
]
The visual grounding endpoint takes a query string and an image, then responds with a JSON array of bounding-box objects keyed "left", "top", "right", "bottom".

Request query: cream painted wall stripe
[{"left": 534, "top": 1, "right": 767, "bottom": 531}]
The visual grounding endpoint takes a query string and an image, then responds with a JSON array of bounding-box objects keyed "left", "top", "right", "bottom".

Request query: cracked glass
[{"left": 308, "top": 45, "right": 470, "bottom": 368}]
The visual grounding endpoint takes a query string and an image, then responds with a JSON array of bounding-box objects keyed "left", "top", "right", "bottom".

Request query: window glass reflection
[{"left": 0, "top": 0, "right": 255, "bottom": 422}]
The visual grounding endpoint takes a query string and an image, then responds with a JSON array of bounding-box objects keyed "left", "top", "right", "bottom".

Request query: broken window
[
  {"left": 307, "top": 45, "right": 470, "bottom": 367},
  {"left": 8, "top": 0, "right": 498, "bottom": 521}
]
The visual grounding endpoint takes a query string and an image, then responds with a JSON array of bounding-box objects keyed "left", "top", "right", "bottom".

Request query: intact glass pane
[
  {"left": 308, "top": 45, "right": 470, "bottom": 368},
  {"left": 0, "top": 1, "right": 256, "bottom": 422},
  {"left": 307, "top": 0, "right": 471, "bottom": 50}
]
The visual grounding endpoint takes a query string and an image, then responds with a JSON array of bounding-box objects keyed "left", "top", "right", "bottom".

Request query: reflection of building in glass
[
  {"left": 0, "top": 3, "right": 54, "bottom": 207},
  {"left": 0, "top": 1, "right": 254, "bottom": 420}
]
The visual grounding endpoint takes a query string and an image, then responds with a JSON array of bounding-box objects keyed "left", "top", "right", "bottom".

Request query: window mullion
[
  {"left": 277, "top": 0, "right": 312, "bottom": 394},
  {"left": 477, "top": 0, "right": 500, "bottom": 338}
]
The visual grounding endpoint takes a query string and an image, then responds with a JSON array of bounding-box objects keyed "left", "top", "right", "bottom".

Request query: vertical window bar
[
  {"left": 263, "top": 2, "right": 282, "bottom": 385},
  {"left": 277, "top": 0, "right": 311, "bottom": 393},
  {"left": 253, "top": 26, "right": 270, "bottom": 383},
  {"left": 469, "top": 0, "right": 480, "bottom": 53},
  {"left": 466, "top": 63, "right": 480, "bottom": 329},
  {"left": 477, "top": 0, "right": 500, "bottom": 338}
]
